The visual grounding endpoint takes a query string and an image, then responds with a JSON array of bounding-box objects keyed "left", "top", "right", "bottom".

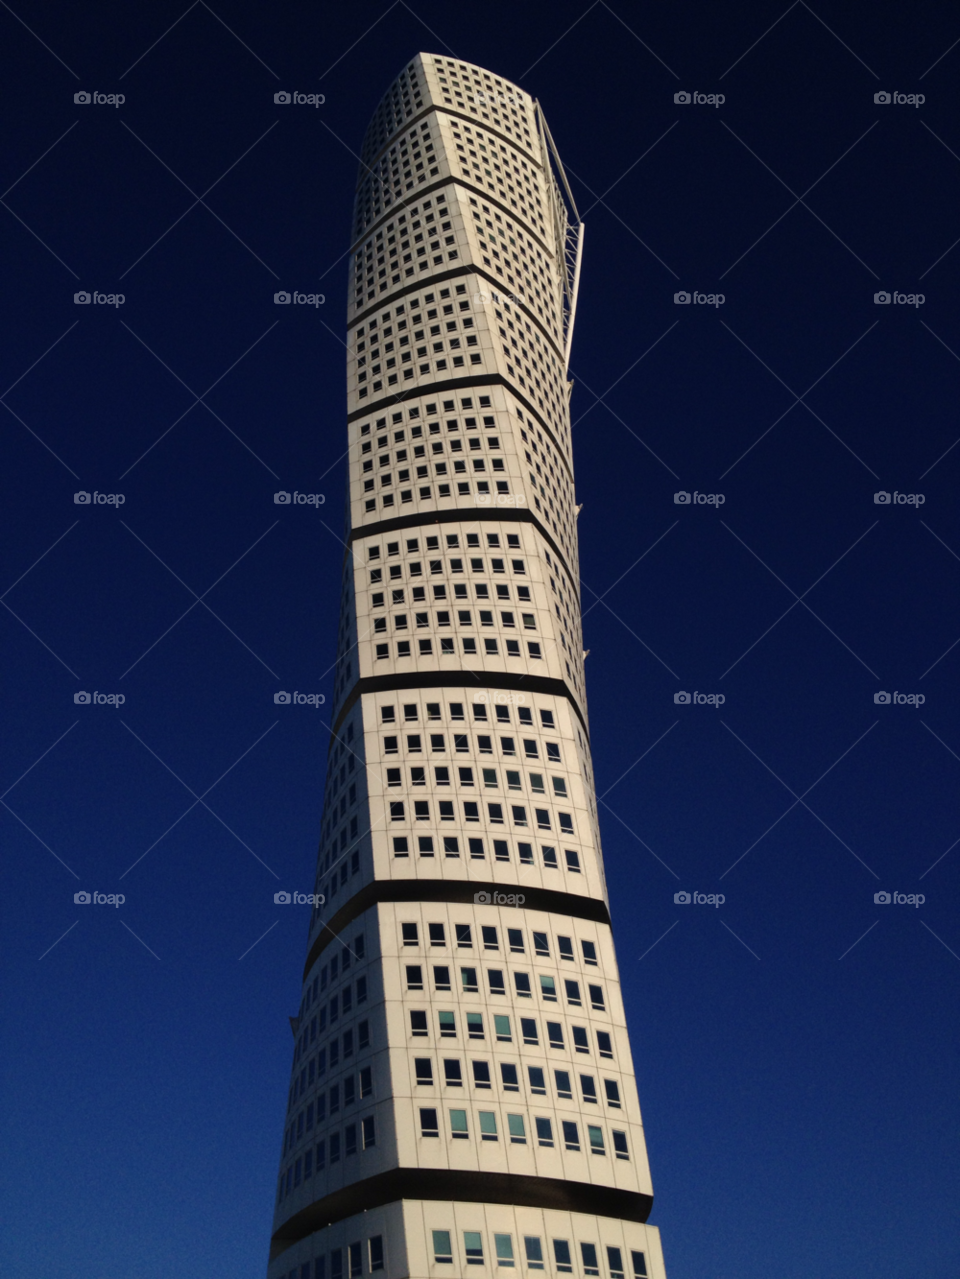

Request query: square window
[
  {"left": 478, "top": 1111, "right": 498, "bottom": 1140},
  {"left": 464, "top": 1232, "right": 484, "bottom": 1265},
  {"left": 524, "top": 1238, "right": 544, "bottom": 1271}
]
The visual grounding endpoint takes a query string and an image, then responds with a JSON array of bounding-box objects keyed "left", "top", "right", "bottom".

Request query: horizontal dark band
[
  {"left": 347, "top": 505, "right": 577, "bottom": 593},
  {"left": 331, "top": 670, "right": 587, "bottom": 739},
  {"left": 270, "top": 1167, "right": 652, "bottom": 1260},
  {"left": 303, "top": 877, "right": 610, "bottom": 981}
]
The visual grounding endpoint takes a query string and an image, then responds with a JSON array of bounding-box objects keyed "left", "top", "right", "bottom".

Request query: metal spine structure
[{"left": 266, "top": 53, "right": 668, "bottom": 1279}]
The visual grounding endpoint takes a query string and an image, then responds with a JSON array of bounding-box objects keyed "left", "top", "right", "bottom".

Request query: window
[
  {"left": 472, "top": 1060, "right": 492, "bottom": 1088},
  {"left": 410, "top": 1010, "right": 428, "bottom": 1037},
  {"left": 429, "top": 923, "right": 447, "bottom": 946},
  {"left": 449, "top": 1108, "right": 469, "bottom": 1138},
  {"left": 456, "top": 923, "right": 473, "bottom": 947},
  {"left": 479, "top": 1111, "right": 498, "bottom": 1140},
  {"left": 553, "top": 1241, "right": 573, "bottom": 1274},
  {"left": 533, "top": 932, "right": 549, "bottom": 956},
  {"left": 572, "top": 1026, "right": 590, "bottom": 1053},
  {"left": 581, "top": 940, "right": 598, "bottom": 965},
  {"left": 580, "top": 1075, "right": 598, "bottom": 1103},
  {"left": 528, "top": 1066, "right": 546, "bottom": 1094},
  {"left": 520, "top": 1017, "right": 538, "bottom": 1045},
  {"left": 464, "top": 1232, "right": 484, "bottom": 1266},
  {"left": 494, "top": 1014, "right": 511, "bottom": 1041},
  {"left": 406, "top": 965, "right": 423, "bottom": 990},
  {"left": 481, "top": 926, "right": 499, "bottom": 950},
  {"left": 495, "top": 1235, "right": 515, "bottom": 1267},
  {"left": 561, "top": 1120, "right": 580, "bottom": 1151},
  {"left": 564, "top": 849, "right": 581, "bottom": 873},
  {"left": 488, "top": 969, "right": 506, "bottom": 995},
  {"left": 500, "top": 1062, "right": 519, "bottom": 1090},
  {"left": 507, "top": 928, "right": 524, "bottom": 952},
  {"left": 369, "top": 1237, "right": 385, "bottom": 1273},
  {"left": 557, "top": 936, "right": 574, "bottom": 961},
  {"left": 516, "top": 1238, "right": 542, "bottom": 1273},
  {"left": 565, "top": 980, "right": 581, "bottom": 1006},
  {"left": 434, "top": 965, "right": 451, "bottom": 991},
  {"left": 415, "top": 1058, "right": 434, "bottom": 1085},
  {"left": 534, "top": 1115, "right": 554, "bottom": 1147},
  {"left": 597, "top": 1031, "right": 613, "bottom": 1058},
  {"left": 540, "top": 976, "right": 557, "bottom": 1001},
  {"left": 402, "top": 923, "right": 419, "bottom": 946},
  {"left": 588, "top": 1125, "right": 605, "bottom": 1155},
  {"left": 547, "top": 1022, "right": 564, "bottom": 1049},
  {"left": 606, "top": 1248, "right": 624, "bottom": 1279},
  {"left": 580, "top": 1244, "right": 600, "bottom": 1277},
  {"left": 433, "top": 1231, "right": 453, "bottom": 1264},
  {"left": 438, "top": 1011, "right": 456, "bottom": 1037},
  {"left": 444, "top": 1059, "right": 463, "bottom": 1087},
  {"left": 613, "top": 1130, "right": 630, "bottom": 1160},
  {"left": 604, "top": 1079, "right": 621, "bottom": 1107},
  {"left": 589, "top": 985, "right": 605, "bottom": 1011},
  {"left": 467, "top": 1011, "right": 484, "bottom": 1038},
  {"left": 554, "top": 1069, "right": 572, "bottom": 1098},
  {"left": 630, "top": 1251, "right": 648, "bottom": 1278},
  {"left": 514, "top": 973, "right": 532, "bottom": 998}
]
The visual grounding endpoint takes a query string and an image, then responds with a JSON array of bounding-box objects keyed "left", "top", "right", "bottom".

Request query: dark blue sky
[{"left": 2, "top": 3, "right": 958, "bottom": 1277}]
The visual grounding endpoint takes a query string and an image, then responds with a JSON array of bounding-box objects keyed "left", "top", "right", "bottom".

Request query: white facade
[{"left": 267, "top": 54, "right": 668, "bottom": 1279}]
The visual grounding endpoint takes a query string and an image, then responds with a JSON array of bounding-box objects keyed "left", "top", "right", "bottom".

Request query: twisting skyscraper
[{"left": 267, "top": 53, "right": 668, "bottom": 1279}]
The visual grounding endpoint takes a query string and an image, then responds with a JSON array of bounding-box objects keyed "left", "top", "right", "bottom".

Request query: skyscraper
[{"left": 267, "top": 53, "right": 668, "bottom": 1279}]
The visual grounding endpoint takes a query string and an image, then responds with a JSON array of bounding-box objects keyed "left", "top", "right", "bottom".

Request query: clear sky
[{"left": 2, "top": 3, "right": 958, "bottom": 1278}]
